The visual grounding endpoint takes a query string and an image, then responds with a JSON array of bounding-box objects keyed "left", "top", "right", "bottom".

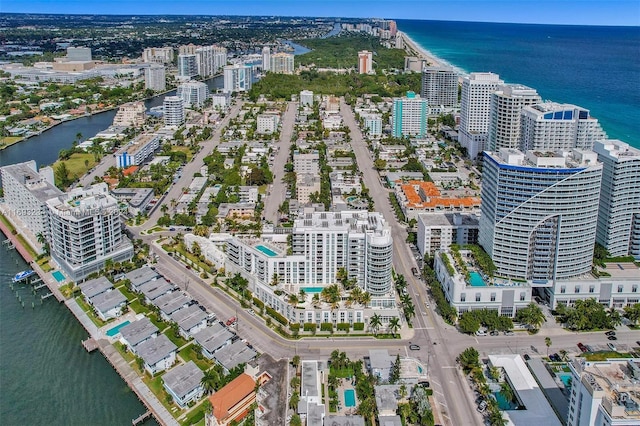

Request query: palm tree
[
  {"left": 369, "top": 314, "right": 382, "bottom": 336},
  {"left": 559, "top": 349, "right": 568, "bottom": 362},
  {"left": 545, "top": 337, "right": 552, "bottom": 357},
  {"left": 500, "top": 381, "right": 516, "bottom": 404},
  {"left": 201, "top": 370, "right": 218, "bottom": 394},
  {"left": 607, "top": 307, "right": 622, "bottom": 328},
  {"left": 388, "top": 317, "right": 400, "bottom": 337},
  {"left": 359, "top": 291, "right": 371, "bottom": 307},
  {"left": 288, "top": 293, "right": 299, "bottom": 306}
]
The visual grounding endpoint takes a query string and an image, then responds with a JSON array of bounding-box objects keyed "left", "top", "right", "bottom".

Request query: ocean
[{"left": 398, "top": 20, "right": 640, "bottom": 147}]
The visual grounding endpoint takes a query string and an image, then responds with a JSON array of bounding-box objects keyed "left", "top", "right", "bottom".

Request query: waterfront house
[
  {"left": 138, "top": 278, "right": 175, "bottom": 303},
  {"left": 213, "top": 340, "right": 257, "bottom": 373},
  {"left": 79, "top": 276, "right": 113, "bottom": 299},
  {"left": 125, "top": 265, "right": 160, "bottom": 291},
  {"left": 170, "top": 304, "right": 208, "bottom": 339},
  {"left": 323, "top": 415, "right": 365, "bottom": 426},
  {"left": 136, "top": 334, "right": 177, "bottom": 375},
  {"left": 90, "top": 288, "right": 127, "bottom": 321},
  {"left": 154, "top": 292, "right": 191, "bottom": 322},
  {"left": 119, "top": 317, "right": 159, "bottom": 353},
  {"left": 162, "top": 361, "right": 205, "bottom": 408},
  {"left": 193, "top": 324, "right": 234, "bottom": 359}
]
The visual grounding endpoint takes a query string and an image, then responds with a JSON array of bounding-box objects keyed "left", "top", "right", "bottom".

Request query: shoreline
[{"left": 398, "top": 29, "right": 470, "bottom": 78}]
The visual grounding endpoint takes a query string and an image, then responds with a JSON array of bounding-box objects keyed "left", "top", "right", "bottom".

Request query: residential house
[
  {"left": 136, "top": 334, "right": 177, "bottom": 375},
  {"left": 162, "top": 361, "right": 205, "bottom": 408}
]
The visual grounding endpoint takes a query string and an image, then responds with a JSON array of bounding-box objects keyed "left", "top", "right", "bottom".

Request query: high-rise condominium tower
[
  {"left": 420, "top": 66, "right": 458, "bottom": 108},
  {"left": 487, "top": 84, "right": 541, "bottom": 151}
]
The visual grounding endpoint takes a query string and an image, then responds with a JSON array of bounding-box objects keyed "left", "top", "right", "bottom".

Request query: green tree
[
  {"left": 369, "top": 314, "right": 382, "bottom": 335},
  {"left": 55, "top": 161, "right": 70, "bottom": 188},
  {"left": 623, "top": 304, "right": 640, "bottom": 325},
  {"left": 457, "top": 347, "right": 480, "bottom": 374},
  {"left": 458, "top": 312, "right": 481, "bottom": 334},
  {"left": 200, "top": 370, "right": 218, "bottom": 394},
  {"left": 290, "top": 414, "right": 302, "bottom": 426},
  {"left": 388, "top": 317, "right": 400, "bottom": 337},
  {"left": 373, "top": 158, "right": 387, "bottom": 170},
  {"left": 515, "top": 303, "right": 546, "bottom": 331},
  {"left": 607, "top": 307, "right": 622, "bottom": 327},
  {"left": 545, "top": 337, "right": 552, "bottom": 357}
]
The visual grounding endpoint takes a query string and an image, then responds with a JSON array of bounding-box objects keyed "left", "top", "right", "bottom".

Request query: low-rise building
[
  {"left": 296, "top": 174, "right": 321, "bottom": 204},
  {"left": 216, "top": 202, "right": 256, "bottom": 223},
  {"left": 112, "top": 102, "right": 146, "bottom": 127},
  {"left": 323, "top": 415, "right": 365, "bottom": 426},
  {"left": 90, "top": 289, "right": 127, "bottom": 321},
  {"left": 125, "top": 266, "right": 160, "bottom": 291},
  {"left": 110, "top": 187, "right": 154, "bottom": 215},
  {"left": 417, "top": 212, "right": 480, "bottom": 256},
  {"left": 395, "top": 180, "right": 480, "bottom": 221},
  {"left": 213, "top": 340, "right": 257, "bottom": 373},
  {"left": 368, "top": 350, "right": 393, "bottom": 383},
  {"left": 79, "top": 276, "right": 113, "bottom": 299},
  {"left": 170, "top": 304, "right": 208, "bottom": 339},
  {"left": 116, "top": 134, "right": 161, "bottom": 168},
  {"left": 119, "top": 317, "right": 159, "bottom": 353},
  {"left": 138, "top": 278, "right": 175, "bottom": 303},
  {"left": 136, "top": 334, "right": 177, "bottom": 375},
  {"left": 162, "top": 361, "right": 205, "bottom": 408},
  {"left": 155, "top": 292, "right": 192, "bottom": 321},
  {"left": 256, "top": 114, "right": 280, "bottom": 134},
  {"left": 193, "top": 323, "right": 234, "bottom": 359},
  {"left": 374, "top": 385, "right": 402, "bottom": 417}
]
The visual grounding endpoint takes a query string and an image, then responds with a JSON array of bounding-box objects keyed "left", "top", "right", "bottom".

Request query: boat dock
[
  {"left": 132, "top": 410, "right": 152, "bottom": 425},
  {"left": 82, "top": 338, "right": 99, "bottom": 353}
]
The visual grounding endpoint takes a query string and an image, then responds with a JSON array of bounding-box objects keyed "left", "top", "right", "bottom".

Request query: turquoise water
[
  {"left": 255, "top": 244, "right": 277, "bottom": 257},
  {"left": 399, "top": 20, "right": 640, "bottom": 147},
  {"left": 418, "top": 365, "right": 423, "bottom": 374},
  {"left": 469, "top": 272, "right": 487, "bottom": 287},
  {"left": 106, "top": 320, "right": 131, "bottom": 337},
  {"left": 302, "top": 287, "right": 324, "bottom": 294},
  {"left": 52, "top": 271, "right": 65, "bottom": 282},
  {"left": 558, "top": 373, "right": 572, "bottom": 388},
  {"left": 493, "top": 392, "right": 518, "bottom": 410},
  {"left": 344, "top": 389, "right": 356, "bottom": 407}
]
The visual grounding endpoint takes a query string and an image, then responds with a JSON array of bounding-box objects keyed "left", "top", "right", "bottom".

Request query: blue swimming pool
[
  {"left": 302, "top": 287, "right": 324, "bottom": 294},
  {"left": 255, "top": 245, "right": 277, "bottom": 257},
  {"left": 52, "top": 271, "right": 65, "bottom": 282},
  {"left": 106, "top": 320, "right": 130, "bottom": 337},
  {"left": 493, "top": 391, "right": 518, "bottom": 410},
  {"left": 344, "top": 389, "right": 356, "bottom": 407},
  {"left": 558, "top": 373, "right": 573, "bottom": 388},
  {"left": 469, "top": 272, "right": 487, "bottom": 287}
]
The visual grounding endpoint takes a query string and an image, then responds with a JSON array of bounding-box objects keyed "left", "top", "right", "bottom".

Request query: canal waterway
[
  {"left": 0, "top": 75, "right": 222, "bottom": 424},
  {"left": 0, "top": 76, "right": 222, "bottom": 168}
]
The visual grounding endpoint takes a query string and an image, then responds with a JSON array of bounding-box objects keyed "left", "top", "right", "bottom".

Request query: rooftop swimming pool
[
  {"left": 52, "top": 271, "right": 65, "bottom": 283},
  {"left": 106, "top": 320, "right": 130, "bottom": 337},
  {"left": 255, "top": 244, "right": 277, "bottom": 257},
  {"left": 558, "top": 372, "right": 572, "bottom": 388},
  {"left": 302, "top": 287, "right": 324, "bottom": 294},
  {"left": 344, "top": 389, "right": 356, "bottom": 407},
  {"left": 469, "top": 271, "right": 488, "bottom": 287},
  {"left": 493, "top": 391, "right": 518, "bottom": 410}
]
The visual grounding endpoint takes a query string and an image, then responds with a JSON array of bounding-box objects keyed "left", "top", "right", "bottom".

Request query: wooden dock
[
  {"left": 82, "top": 338, "right": 99, "bottom": 353},
  {"left": 132, "top": 410, "right": 152, "bottom": 425}
]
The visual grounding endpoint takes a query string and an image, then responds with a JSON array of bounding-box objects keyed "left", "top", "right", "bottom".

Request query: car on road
[
  {"left": 608, "top": 335, "right": 618, "bottom": 341},
  {"left": 225, "top": 316, "right": 237, "bottom": 326},
  {"left": 504, "top": 331, "right": 514, "bottom": 336},
  {"left": 523, "top": 354, "right": 531, "bottom": 361},
  {"left": 169, "top": 227, "right": 175, "bottom": 231},
  {"left": 637, "top": 341, "right": 640, "bottom": 347},
  {"left": 409, "top": 344, "right": 421, "bottom": 351},
  {"left": 605, "top": 331, "right": 616, "bottom": 336},
  {"left": 489, "top": 330, "right": 499, "bottom": 336},
  {"left": 418, "top": 381, "right": 430, "bottom": 388},
  {"left": 475, "top": 329, "right": 487, "bottom": 336},
  {"left": 577, "top": 342, "right": 587, "bottom": 352},
  {"left": 607, "top": 342, "right": 617, "bottom": 351},
  {"left": 185, "top": 265, "right": 191, "bottom": 269}
]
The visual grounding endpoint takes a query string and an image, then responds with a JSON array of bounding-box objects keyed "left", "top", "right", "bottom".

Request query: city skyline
[{"left": 3, "top": 0, "right": 639, "bottom": 27}]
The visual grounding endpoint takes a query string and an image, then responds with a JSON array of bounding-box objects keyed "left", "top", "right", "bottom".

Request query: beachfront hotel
[
  {"left": 0, "top": 160, "right": 62, "bottom": 239},
  {"left": 46, "top": 183, "right": 133, "bottom": 282},
  {"left": 459, "top": 72, "right": 504, "bottom": 160},
  {"left": 487, "top": 84, "right": 541, "bottom": 151},
  {"left": 391, "top": 91, "right": 429, "bottom": 138},
  {"left": 593, "top": 140, "right": 640, "bottom": 260},
  {"left": 420, "top": 66, "right": 458, "bottom": 108},
  {"left": 520, "top": 102, "right": 607, "bottom": 152},
  {"left": 479, "top": 148, "right": 602, "bottom": 282}
]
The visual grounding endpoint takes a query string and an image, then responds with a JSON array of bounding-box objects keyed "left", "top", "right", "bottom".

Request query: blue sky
[{"left": 3, "top": 1, "right": 639, "bottom": 26}]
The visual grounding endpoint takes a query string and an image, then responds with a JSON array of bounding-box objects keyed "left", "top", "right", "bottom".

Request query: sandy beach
[{"left": 398, "top": 30, "right": 445, "bottom": 67}]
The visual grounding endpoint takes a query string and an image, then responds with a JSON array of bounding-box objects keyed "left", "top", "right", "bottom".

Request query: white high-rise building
[
  {"left": 391, "top": 91, "right": 428, "bottom": 138},
  {"left": 300, "top": 90, "right": 314, "bottom": 106},
  {"left": 223, "top": 64, "right": 252, "bottom": 93},
  {"left": 163, "top": 96, "right": 185, "bottom": 127},
  {"left": 195, "top": 45, "right": 227, "bottom": 77},
  {"left": 262, "top": 46, "right": 271, "bottom": 72},
  {"left": 47, "top": 183, "right": 133, "bottom": 281},
  {"left": 420, "top": 66, "right": 458, "bottom": 108},
  {"left": 363, "top": 114, "right": 382, "bottom": 138},
  {"left": 177, "top": 81, "right": 209, "bottom": 108},
  {"left": 358, "top": 50, "right": 373, "bottom": 74},
  {"left": 459, "top": 72, "right": 503, "bottom": 159},
  {"left": 520, "top": 102, "right": 607, "bottom": 152},
  {"left": 487, "top": 84, "right": 541, "bottom": 151},
  {"left": 144, "top": 65, "right": 166, "bottom": 91},
  {"left": 142, "top": 47, "right": 174, "bottom": 64},
  {"left": 226, "top": 211, "right": 393, "bottom": 295},
  {"left": 177, "top": 54, "right": 198, "bottom": 78},
  {"left": 112, "top": 102, "right": 146, "bottom": 127},
  {"left": 0, "top": 161, "right": 62, "bottom": 239},
  {"left": 269, "top": 53, "right": 294, "bottom": 74},
  {"left": 567, "top": 359, "right": 640, "bottom": 426},
  {"left": 479, "top": 148, "right": 602, "bottom": 281},
  {"left": 594, "top": 140, "right": 640, "bottom": 260}
]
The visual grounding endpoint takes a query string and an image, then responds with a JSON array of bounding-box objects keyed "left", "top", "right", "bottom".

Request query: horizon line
[{"left": 0, "top": 12, "right": 638, "bottom": 28}]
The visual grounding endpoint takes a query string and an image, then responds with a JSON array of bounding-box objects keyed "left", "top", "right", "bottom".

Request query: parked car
[
  {"left": 577, "top": 342, "right": 587, "bottom": 352},
  {"left": 418, "top": 381, "right": 430, "bottom": 388},
  {"left": 185, "top": 265, "right": 191, "bottom": 270},
  {"left": 605, "top": 331, "right": 616, "bottom": 336},
  {"left": 523, "top": 354, "right": 531, "bottom": 361},
  {"left": 490, "top": 330, "right": 499, "bottom": 336},
  {"left": 607, "top": 342, "right": 617, "bottom": 352},
  {"left": 608, "top": 335, "right": 618, "bottom": 341},
  {"left": 169, "top": 227, "right": 176, "bottom": 231},
  {"left": 504, "top": 330, "right": 514, "bottom": 336},
  {"left": 475, "top": 329, "right": 487, "bottom": 336},
  {"left": 409, "top": 344, "right": 421, "bottom": 351},
  {"left": 636, "top": 341, "right": 640, "bottom": 347},
  {"left": 225, "top": 316, "right": 237, "bottom": 326}
]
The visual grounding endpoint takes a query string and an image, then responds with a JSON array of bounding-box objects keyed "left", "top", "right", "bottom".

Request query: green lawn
[
  {"left": 583, "top": 351, "right": 633, "bottom": 361},
  {"left": 117, "top": 284, "right": 139, "bottom": 302},
  {"left": 16, "top": 234, "right": 38, "bottom": 258},
  {"left": 179, "top": 344, "right": 213, "bottom": 372},
  {"left": 180, "top": 398, "right": 209, "bottom": 426},
  {"left": 0, "top": 136, "right": 23, "bottom": 150},
  {"left": 113, "top": 341, "right": 137, "bottom": 365},
  {"left": 330, "top": 367, "right": 354, "bottom": 378},
  {"left": 128, "top": 299, "right": 150, "bottom": 314},
  {"left": 164, "top": 327, "right": 189, "bottom": 348},
  {"left": 143, "top": 374, "right": 184, "bottom": 418},
  {"left": 52, "top": 152, "right": 98, "bottom": 181}
]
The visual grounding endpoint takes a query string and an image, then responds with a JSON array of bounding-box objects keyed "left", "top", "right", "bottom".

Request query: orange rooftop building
[
  {"left": 205, "top": 365, "right": 270, "bottom": 426},
  {"left": 396, "top": 180, "right": 480, "bottom": 220}
]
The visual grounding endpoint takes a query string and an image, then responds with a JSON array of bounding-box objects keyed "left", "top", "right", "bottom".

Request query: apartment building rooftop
[
  {"left": 487, "top": 148, "right": 600, "bottom": 169},
  {"left": 46, "top": 183, "right": 117, "bottom": 216},
  {"left": 293, "top": 210, "right": 389, "bottom": 234},
  {"left": 0, "top": 161, "right": 62, "bottom": 202},
  {"left": 122, "top": 133, "right": 159, "bottom": 156},
  {"left": 400, "top": 181, "right": 480, "bottom": 210}
]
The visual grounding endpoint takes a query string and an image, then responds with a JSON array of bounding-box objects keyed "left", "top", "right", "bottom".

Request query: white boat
[{"left": 12, "top": 270, "right": 35, "bottom": 282}]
